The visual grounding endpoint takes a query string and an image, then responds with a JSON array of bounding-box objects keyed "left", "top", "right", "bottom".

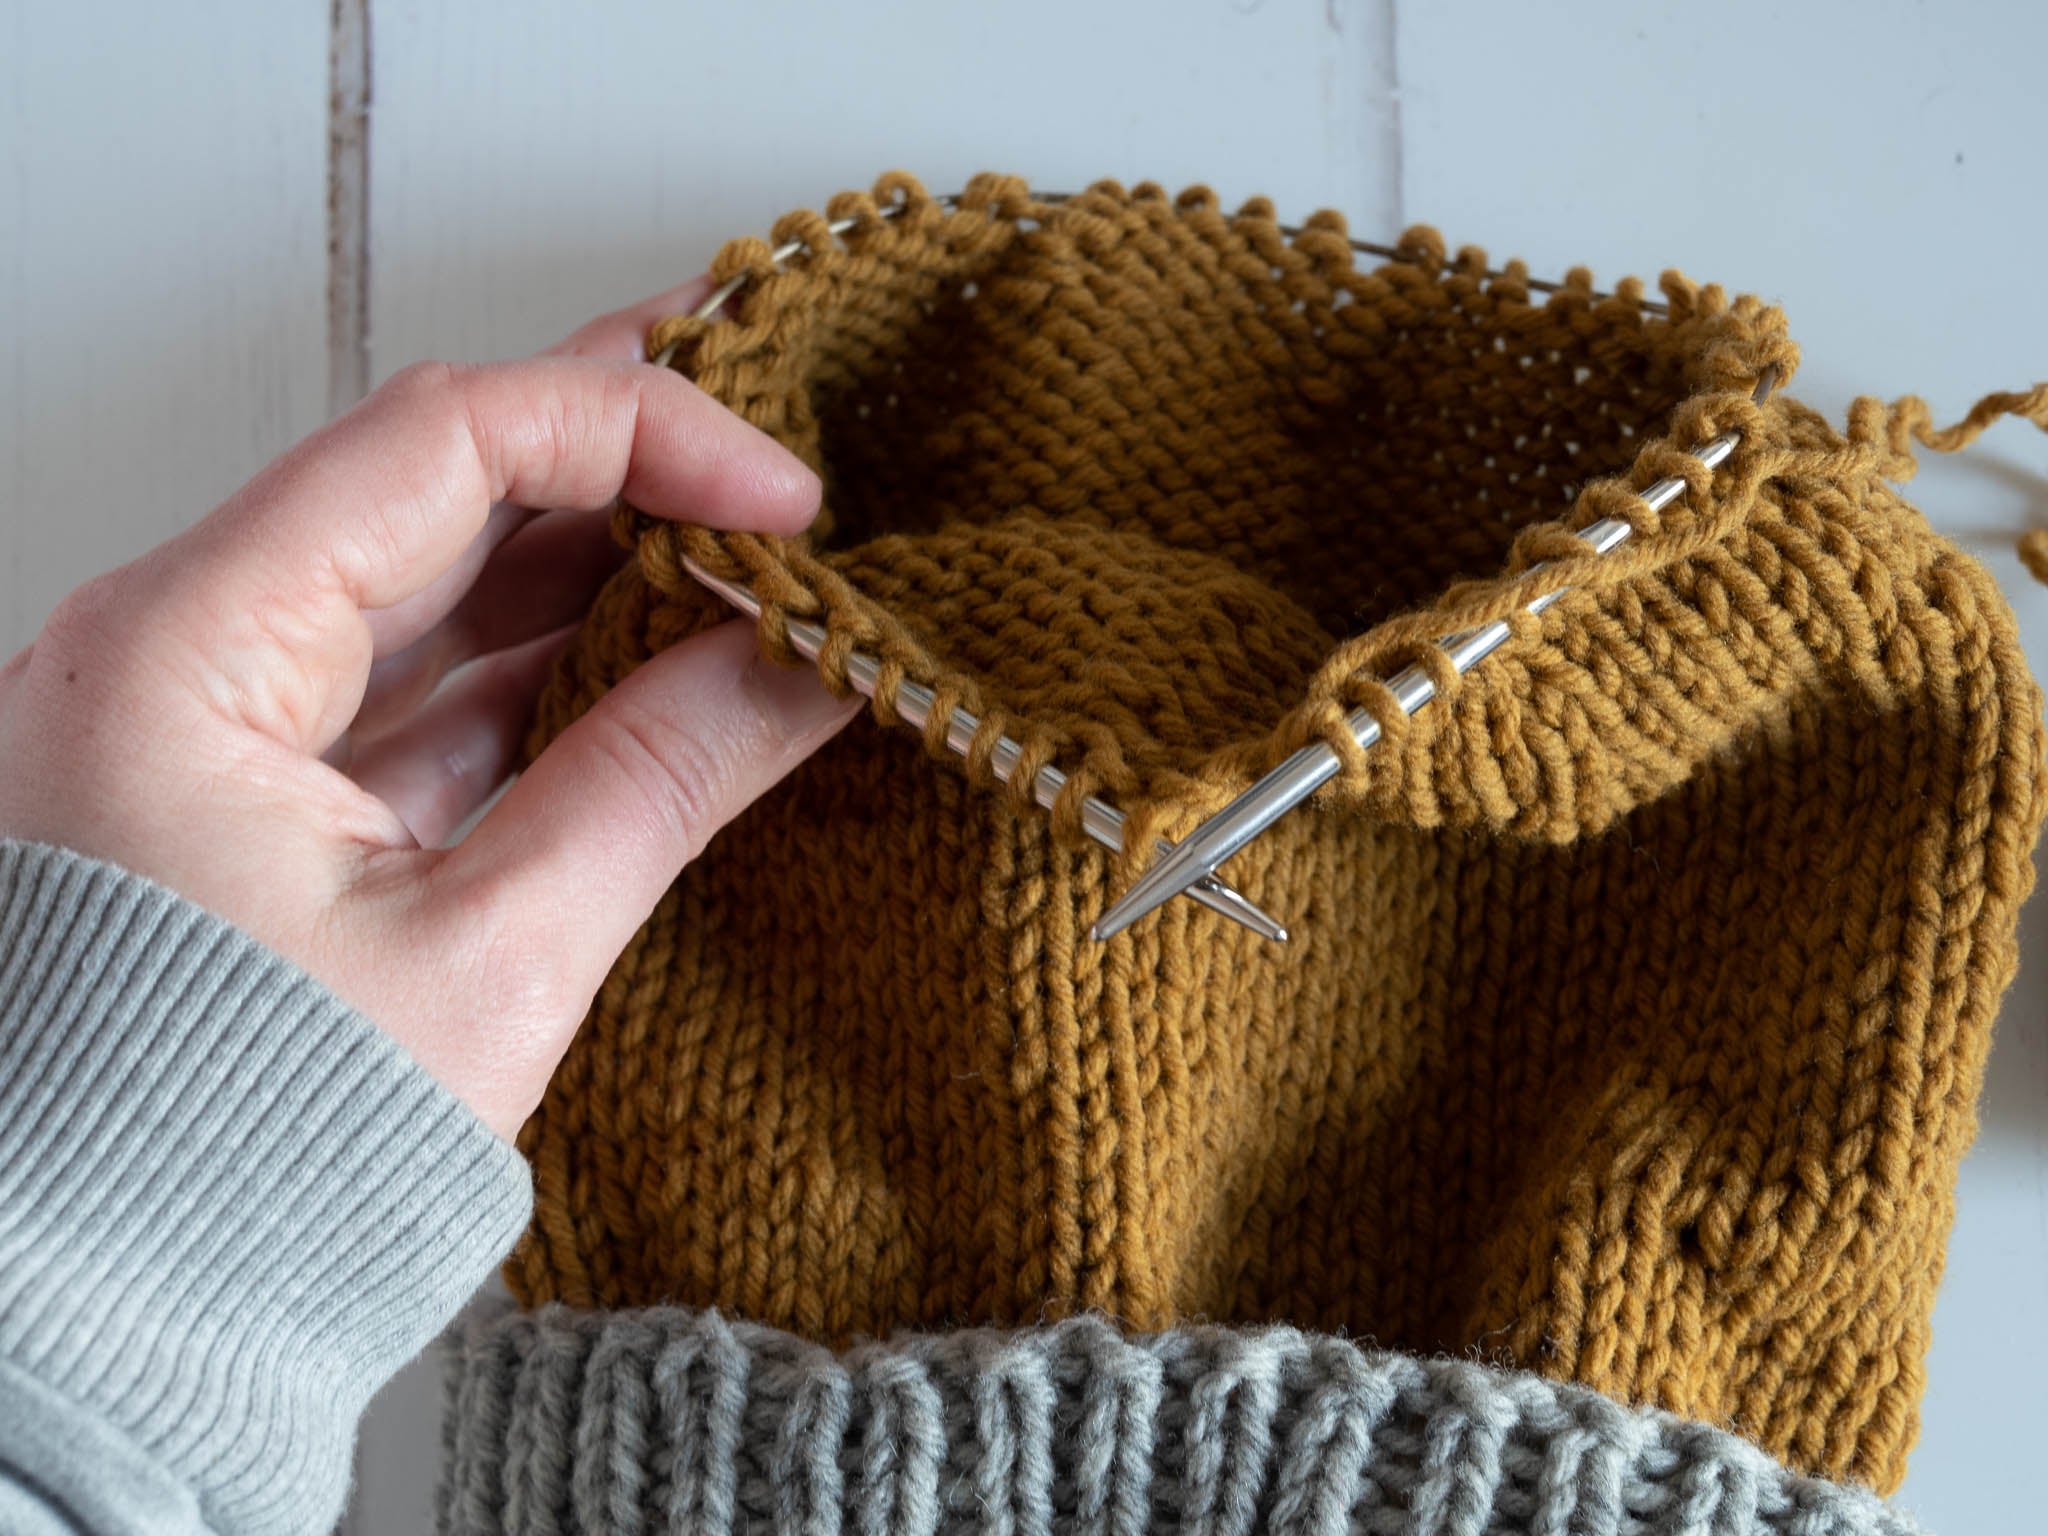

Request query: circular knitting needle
[
  {"left": 1091, "top": 374, "right": 1777, "bottom": 942},
  {"left": 654, "top": 187, "right": 1701, "bottom": 946},
  {"left": 681, "top": 558, "right": 1289, "bottom": 942},
  {"left": 650, "top": 193, "right": 1672, "bottom": 370}
]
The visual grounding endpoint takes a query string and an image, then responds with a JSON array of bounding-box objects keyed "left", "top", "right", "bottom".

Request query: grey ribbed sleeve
[
  {"left": 441, "top": 1306, "right": 1926, "bottom": 1536},
  {"left": 0, "top": 839, "right": 534, "bottom": 1536}
]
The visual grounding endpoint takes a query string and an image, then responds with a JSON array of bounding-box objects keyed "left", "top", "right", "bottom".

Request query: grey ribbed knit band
[
  {"left": 439, "top": 1305, "right": 1921, "bottom": 1536},
  {"left": 0, "top": 839, "right": 535, "bottom": 1536}
]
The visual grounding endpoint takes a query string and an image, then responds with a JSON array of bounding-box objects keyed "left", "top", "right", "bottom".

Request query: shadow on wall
[
  {"left": 1920, "top": 447, "right": 2048, "bottom": 550},
  {"left": 1982, "top": 844, "right": 2048, "bottom": 1141},
  {"left": 1905, "top": 448, "right": 2048, "bottom": 1144}
]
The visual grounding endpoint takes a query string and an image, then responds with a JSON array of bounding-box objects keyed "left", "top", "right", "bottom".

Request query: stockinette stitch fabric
[{"left": 442, "top": 174, "right": 2047, "bottom": 1533}]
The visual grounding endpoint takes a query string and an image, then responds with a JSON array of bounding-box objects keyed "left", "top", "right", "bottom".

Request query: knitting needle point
[
  {"left": 1091, "top": 374, "right": 1773, "bottom": 941},
  {"left": 680, "top": 558, "right": 1289, "bottom": 942}
]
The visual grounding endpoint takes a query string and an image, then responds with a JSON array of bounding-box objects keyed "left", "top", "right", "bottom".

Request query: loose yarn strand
[{"left": 1853, "top": 383, "right": 2048, "bottom": 582}]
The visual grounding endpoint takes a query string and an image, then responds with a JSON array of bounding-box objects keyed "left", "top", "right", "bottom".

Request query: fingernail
[
  {"left": 741, "top": 651, "right": 860, "bottom": 740},
  {"left": 758, "top": 434, "right": 826, "bottom": 509}
]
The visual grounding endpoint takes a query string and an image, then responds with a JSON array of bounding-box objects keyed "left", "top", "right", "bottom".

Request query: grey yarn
[{"left": 438, "top": 1305, "right": 1924, "bottom": 1536}]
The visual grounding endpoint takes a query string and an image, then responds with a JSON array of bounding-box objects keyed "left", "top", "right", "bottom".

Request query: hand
[{"left": 0, "top": 281, "right": 858, "bottom": 1138}]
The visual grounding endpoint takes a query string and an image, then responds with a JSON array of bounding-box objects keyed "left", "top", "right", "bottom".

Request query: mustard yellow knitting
[{"left": 510, "top": 174, "right": 2046, "bottom": 1494}]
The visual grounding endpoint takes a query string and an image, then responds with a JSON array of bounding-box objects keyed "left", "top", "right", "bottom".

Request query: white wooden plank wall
[
  {"left": 2, "top": 4, "right": 2041, "bottom": 1532},
  {"left": 1, "top": 4, "right": 330, "bottom": 652},
  {"left": 364, "top": 0, "right": 1400, "bottom": 371}
]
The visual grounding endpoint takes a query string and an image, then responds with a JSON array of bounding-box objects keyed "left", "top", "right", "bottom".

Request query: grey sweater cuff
[{"left": 0, "top": 839, "right": 534, "bottom": 1536}]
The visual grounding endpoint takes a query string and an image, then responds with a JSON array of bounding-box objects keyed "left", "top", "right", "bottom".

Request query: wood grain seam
[{"left": 327, "top": 0, "right": 371, "bottom": 417}]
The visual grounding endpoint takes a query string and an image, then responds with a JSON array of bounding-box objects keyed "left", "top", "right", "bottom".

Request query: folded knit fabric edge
[{"left": 436, "top": 1304, "right": 1922, "bottom": 1536}]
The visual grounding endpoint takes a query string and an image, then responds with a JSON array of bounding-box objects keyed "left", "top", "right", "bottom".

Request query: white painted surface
[
  {"left": 0, "top": 3, "right": 330, "bottom": 653},
  {"left": 2, "top": 3, "right": 2041, "bottom": 1531},
  {"left": 364, "top": 0, "right": 1399, "bottom": 376}
]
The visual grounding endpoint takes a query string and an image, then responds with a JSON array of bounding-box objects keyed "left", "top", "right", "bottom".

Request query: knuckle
[
  {"left": 376, "top": 360, "right": 486, "bottom": 462},
  {"left": 381, "top": 360, "right": 482, "bottom": 455},
  {"left": 40, "top": 569, "right": 127, "bottom": 654},
  {"left": 436, "top": 867, "right": 586, "bottom": 1026},
  {"left": 380, "top": 357, "right": 462, "bottom": 407},
  {"left": 35, "top": 571, "right": 153, "bottom": 697},
  {"left": 482, "top": 915, "right": 587, "bottom": 1028},
  {"left": 585, "top": 696, "right": 735, "bottom": 865},
  {"left": 349, "top": 359, "right": 491, "bottom": 564}
]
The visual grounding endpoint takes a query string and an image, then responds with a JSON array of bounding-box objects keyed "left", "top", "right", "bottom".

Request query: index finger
[
  {"left": 547, "top": 275, "right": 714, "bottom": 361},
  {"left": 351, "top": 273, "right": 722, "bottom": 667},
  {"left": 181, "top": 356, "right": 817, "bottom": 621}
]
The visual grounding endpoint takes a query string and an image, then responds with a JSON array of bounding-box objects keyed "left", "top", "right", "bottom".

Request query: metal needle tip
[
  {"left": 1091, "top": 802, "right": 1268, "bottom": 941},
  {"left": 1093, "top": 369, "right": 1777, "bottom": 940},
  {"left": 679, "top": 558, "right": 1289, "bottom": 941}
]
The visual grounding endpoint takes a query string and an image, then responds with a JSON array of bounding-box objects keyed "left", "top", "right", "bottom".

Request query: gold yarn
[{"left": 511, "top": 174, "right": 2047, "bottom": 1494}]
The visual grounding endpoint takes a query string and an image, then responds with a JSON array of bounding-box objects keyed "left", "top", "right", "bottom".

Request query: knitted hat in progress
[{"left": 502, "top": 176, "right": 2045, "bottom": 1499}]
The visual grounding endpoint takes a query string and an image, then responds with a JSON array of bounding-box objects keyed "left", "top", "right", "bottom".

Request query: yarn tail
[{"left": 1856, "top": 382, "right": 2048, "bottom": 582}]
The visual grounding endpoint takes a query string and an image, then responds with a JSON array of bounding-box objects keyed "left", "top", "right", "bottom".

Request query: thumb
[{"left": 440, "top": 616, "right": 858, "bottom": 1025}]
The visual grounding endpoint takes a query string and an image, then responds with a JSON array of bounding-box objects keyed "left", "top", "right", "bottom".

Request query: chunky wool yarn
[
  {"left": 508, "top": 175, "right": 2046, "bottom": 1495},
  {"left": 440, "top": 1307, "right": 1924, "bottom": 1536}
]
